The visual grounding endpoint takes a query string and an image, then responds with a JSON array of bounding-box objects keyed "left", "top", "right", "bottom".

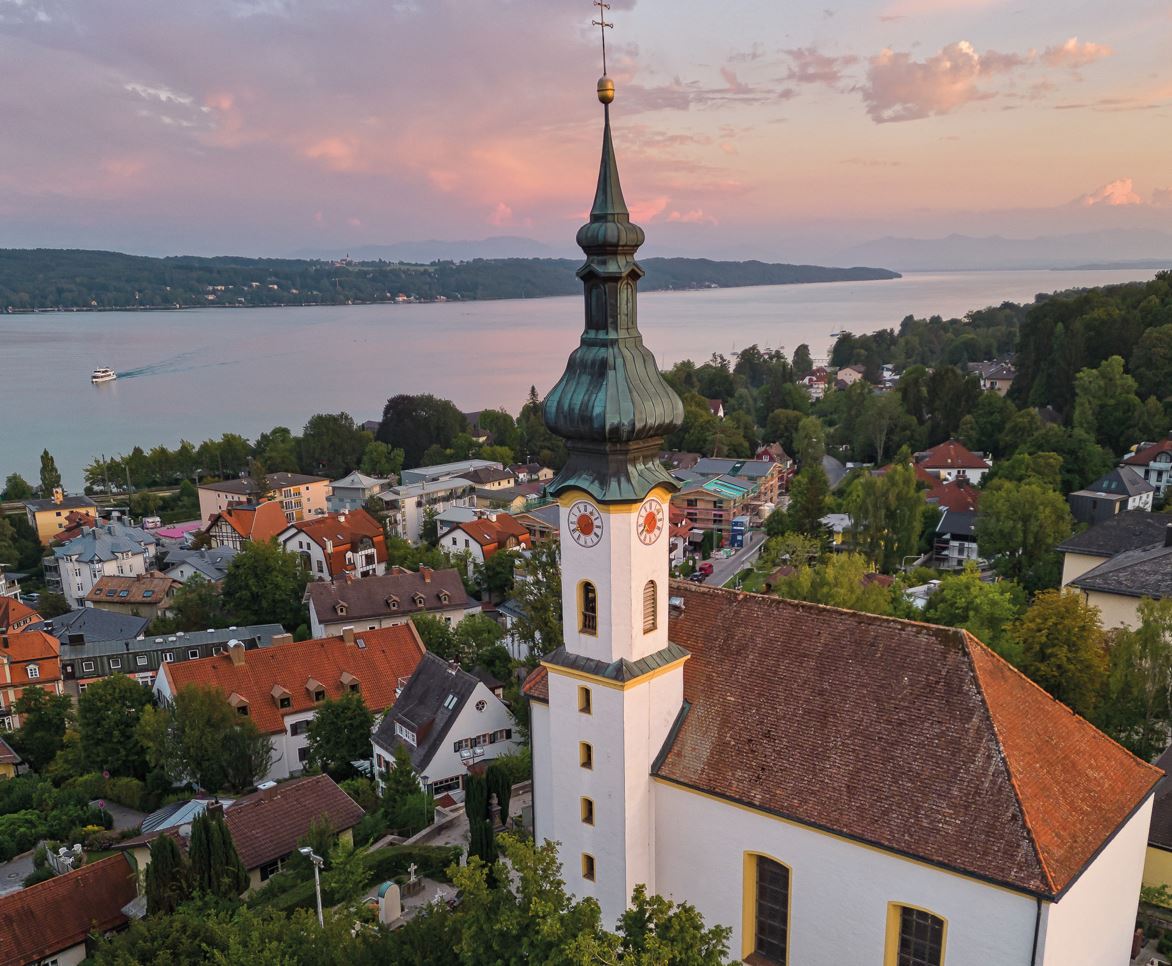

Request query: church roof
[{"left": 644, "top": 583, "right": 1158, "bottom": 899}]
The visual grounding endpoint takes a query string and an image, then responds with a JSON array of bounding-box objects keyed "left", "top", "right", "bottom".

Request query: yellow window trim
[
  {"left": 578, "top": 685, "right": 592, "bottom": 714},
  {"left": 542, "top": 655, "right": 689, "bottom": 692},
  {"left": 582, "top": 852, "right": 596, "bottom": 881},
  {"left": 579, "top": 741, "right": 593, "bottom": 769},
  {"left": 741, "top": 851, "right": 792, "bottom": 964},
  {"left": 883, "top": 902, "right": 948, "bottom": 966},
  {"left": 581, "top": 796, "right": 595, "bottom": 825}
]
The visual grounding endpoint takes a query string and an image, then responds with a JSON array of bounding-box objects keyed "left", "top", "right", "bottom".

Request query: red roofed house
[
  {"left": 276, "top": 508, "right": 387, "bottom": 581},
  {"left": 154, "top": 624, "right": 425, "bottom": 782},
  {"left": 1121, "top": 434, "right": 1172, "bottom": 499},
  {"left": 0, "top": 630, "right": 63, "bottom": 730},
  {"left": 203, "top": 500, "right": 288, "bottom": 551},
  {"left": 439, "top": 513, "right": 532, "bottom": 572},
  {"left": 0, "top": 854, "right": 137, "bottom": 966},
  {"left": 916, "top": 438, "right": 992, "bottom": 484},
  {"left": 0, "top": 596, "right": 41, "bottom": 634}
]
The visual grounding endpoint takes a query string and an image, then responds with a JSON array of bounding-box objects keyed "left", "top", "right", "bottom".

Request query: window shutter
[{"left": 642, "top": 580, "right": 657, "bottom": 633}]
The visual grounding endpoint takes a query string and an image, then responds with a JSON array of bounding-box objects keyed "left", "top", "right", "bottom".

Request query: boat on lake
[{"left": 91, "top": 367, "right": 117, "bottom": 383}]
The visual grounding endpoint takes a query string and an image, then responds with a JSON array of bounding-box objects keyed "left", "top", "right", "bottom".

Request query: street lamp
[{"left": 299, "top": 847, "right": 324, "bottom": 927}]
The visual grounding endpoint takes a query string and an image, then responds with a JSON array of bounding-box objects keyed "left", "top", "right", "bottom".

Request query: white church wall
[
  {"left": 653, "top": 780, "right": 1040, "bottom": 965},
  {"left": 530, "top": 700, "right": 553, "bottom": 842},
  {"left": 1037, "top": 797, "right": 1152, "bottom": 966}
]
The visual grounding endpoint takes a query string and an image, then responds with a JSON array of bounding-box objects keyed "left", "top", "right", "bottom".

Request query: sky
[{"left": 0, "top": 0, "right": 1169, "bottom": 262}]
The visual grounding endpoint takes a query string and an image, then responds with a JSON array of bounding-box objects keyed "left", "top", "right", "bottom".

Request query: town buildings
[
  {"left": 161, "top": 546, "right": 239, "bottom": 585},
  {"left": 196, "top": 472, "right": 329, "bottom": 523},
  {"left": 0, "top": 596, "right": 40, "bottom": 634},
  {"left": 154, "top": 624, "right": 425, "bottom": 782},
  {"left": 45, "top": 521, "right": 159, "bottom": 610},
  {"left": 305, "top": 566, "right": 472, "bottom": 638},
  {"left": 672, "top": 476, "right": 752, "bottom": 547},
  {"left": 84, "top": 572, "right": 178, "bottom": 621},
  {"left": 439, "top": 513, "right": 532, "bottom": 571},
  {"left": 371, "top": 652, "right": 518, "bottom": 796},
  {"left": 523, "top": 88, "right": 1156, "bottom": 966},
  {"left": 967, "top": 359, "right": 1017, "bottom": 396},
  {"left": 915, "top": 439, "right": 992, "bottom": 484},
  {"left": 29, "top": 608, "right": 149, "bottom": 649},
  {"left": 0, "top": 630, "right": 63, "bottom": 729},
  {"left": 327, "top": 470, "right": 392, "bottom": 513},
  {"left": 399, "top": 458, "right": 500, "bottom": 485},
  {"left": 377, "top": 478, "right": 477, "bottom": 544},
  {"left": 1068, "top": 466, "right": 1155, "bottom": 525},
  {"left": 202, "top": 501, "right": 287, "bottom": 551},
  {"left": 1120, "top": 435, "right": 1172, "bottom": 499},
  {"left": 23, "top": 489, "right": 98, "bottom": 544},
  {"left": 276, "top": 509, "right": 387, "bottom": 580}
]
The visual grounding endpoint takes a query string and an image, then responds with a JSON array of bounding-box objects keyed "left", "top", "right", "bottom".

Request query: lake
[{"left": 0, "top": 267, "right": 1158, "bottom": 489}]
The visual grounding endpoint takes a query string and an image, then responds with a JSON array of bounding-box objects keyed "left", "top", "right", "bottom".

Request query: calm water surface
[{"left": 0, "top": 268, "right": 1157, "bottom": 488}]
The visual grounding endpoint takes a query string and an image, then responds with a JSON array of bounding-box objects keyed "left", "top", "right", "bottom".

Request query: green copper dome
[{"left": 544, "top": 104, "right": 684, "bottom": 504}]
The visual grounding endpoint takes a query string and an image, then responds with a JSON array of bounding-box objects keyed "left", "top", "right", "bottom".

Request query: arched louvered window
[{"left": 642, "top": 580, "right": 657, "bottom": 633}]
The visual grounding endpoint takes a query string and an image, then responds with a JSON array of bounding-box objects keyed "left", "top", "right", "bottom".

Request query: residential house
[
  {"left": 197, "top": 472, "right": 329, "bottom": 523},
  {"left": 48, "top": 510, "right": 100, "bottom": 546},
  {"left": 672, "top": 477, "right": 752, "bottom": 547},
  {"left": 400, "top": 459, "right": 502, "bottom": 485},
  {"left": 916, "top": 439, "right": 992, "bottom": 484},
  {"left": 834, "top": 363, "right": 867, "bottom": 387},
  {"left": 439, "top": 514, "right": 532, "bottom": 571},
  {"left": 1067, "top": 533, "right": 1172, "bottom": 630},
  {"left": 659, "top": 451, "right": 701, "bottom": 472},
  {"left": 84, "top": 572, "right": 179, "bottom": 621},
  {"left": 0, "top": 735, "right": 22, "bottom": 778},
  {"left": 1121, "top": 435, "right": 1172, "bottom": 499},
  {"left": 667, "top": 505, "right": 692, "bottom": 566},
  {"left": 462, "top": 466, "right": 517, "bottom": 491},
  {"left": 30, "top": 608, "right": 149, "bottom": 649},
  {"left": 61, "top": 624, "right": 286, "bottom": 696},
  {"left": 435, "top": 505, "right": 481, "bottom": 533},
  {"left": 509, "top": 463, "right": 554, "bottom": 484},
  {"left": 46, "top": 522, "right": 159, "bottom": 610},
  {"left": 0, "top": 596, "right": 40, "bottom": 634},
  {"left": 162, "top": 547, "right": 239, "bottom": 585},
  {"left": 934, "top": 509, "right": 980, "bottom": 570},
  {"left": 968, "top": 359, "right": 1017, "bottom": 396},
  {"left": 0, "top": 630, "right": 63, "bottom": 730},
  {"left": 1057, "top": 511, "right": 1172, "bottom": 586},
  {"left": 154, "top": 624, "right": 426, "bottom": 782},
  {"left": 0, "top": 571, "right": 19, "bottom": 601},
  {"left": 800, "top": 367, "right": 829, "bottom": 400},
  {"left": 116, "top": 776, "right": 363, "bottom": 892},
  {"left": 754, "top": 442, "right": 794, "bottom": 475},
  {"left": 305, "top": 566, "right": 473, "bottom": 638},
  {"left": 476, "top": 481, "right": 547, "bottom": 513},
  {"left": 820, "top": 513, "right": 852, "bottom": 548},
  {"left": 0, "top": 854, "right": 138, "bottom": 965},
  {"left": 327, "top": 471, "right": 393, "bottom": 513},
  {"left": 378, "top": 478, "right": 477, "bottom": 544},
  {"left": 1143, "top": 745, "right": 1172, "bottom": 897},
  {"left": 1069, "top": 467, "right": 1154, "bottom": 525},
  {"left": 691, "top": 457, "right": 784, "bottom": 506},
  {"left": 512, "top": 503, "right": 561, "bottom": 543},
  {"left": 706, "top": 398, "right": 725, "bottom": 419},
  {"left": 372, "top": 652, "right": 518, "bottom": 797},
  {"left": 23, "top": 489, "right": 98, "bottom": 544},
  {"left": 202, "top": 501, "right": 288, "bottom": 551},
  {"left": 277, "top": 509, "right": 387, "bottom": 581},
  {"left": 821, "top": 453, "right": 848, "bottom": 490}
]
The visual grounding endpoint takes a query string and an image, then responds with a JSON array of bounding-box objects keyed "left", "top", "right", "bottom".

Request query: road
[{"left": 705, "top": 530, "right": 766, "bottom": 588}]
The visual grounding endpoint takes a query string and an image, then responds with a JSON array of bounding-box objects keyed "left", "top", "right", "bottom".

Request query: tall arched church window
[
  {"left": 642, "top": 580, "right": 657, "bottom": 633},
  {"left": 580, "top": 581, "right": 598, "bottom": 635}
]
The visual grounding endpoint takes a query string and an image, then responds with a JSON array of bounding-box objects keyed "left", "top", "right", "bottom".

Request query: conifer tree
[
  {"left": 189, "top": 810, "right": 248, "bottom": 898},
  {"left": 145, "top": 833, "right": 191, "bottom": 915}
]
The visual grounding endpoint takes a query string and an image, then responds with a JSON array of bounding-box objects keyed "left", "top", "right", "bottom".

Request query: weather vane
[{"left": 592, "top": 0, "right": 615, "bottom": 104}]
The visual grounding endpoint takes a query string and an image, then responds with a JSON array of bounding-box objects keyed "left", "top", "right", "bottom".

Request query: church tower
[{"left": 534, "top": 68, "right": 688, "bottom": 925}]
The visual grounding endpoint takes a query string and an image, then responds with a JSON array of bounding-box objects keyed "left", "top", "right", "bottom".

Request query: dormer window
[
  {"left": 271, "top": 684, "right": 292, "bottom": 709},
  {"left": 386, "top": 595, "right": 399, "bottom": 610},
  {"left": 334, "top": 603, "right": 348, "bottom": 616},
  {"left": 438, "top": 591, "right": 450, "bottom": 604},
  {"left": 340, "top": 671, "right": 360, "bottom": 694},
  {"left": 412, "top": 593, "right": 425, "bottom": 606},
  {"left": 306, "top": 678, "right": 326, "bottom": 703},
  {"left": 228, "top": 692, "right": 249, "bottom": 717},
  {"left": 395, "top": 721, "right": 417, "bottom": 746}
]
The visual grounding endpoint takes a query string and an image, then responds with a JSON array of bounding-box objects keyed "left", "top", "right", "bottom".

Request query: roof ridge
[{"left": 960, "top": 630, "right": 1055, "bottom": 894}]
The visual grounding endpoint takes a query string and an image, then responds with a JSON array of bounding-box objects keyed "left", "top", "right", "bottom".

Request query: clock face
[
  {"left": 637, "top": 498, "right": 665, "bottom": 545},
  {"left": 568, "top": 500, "right": 604, "bottom": 548}
]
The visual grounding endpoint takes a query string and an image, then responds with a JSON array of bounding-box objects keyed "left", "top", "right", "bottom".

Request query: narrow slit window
[
  {"left": 582, "top": 853, "right": 596, "bottom": 881},
  {"left": 581, "top": 797, "right": 594, "bottom": 825},
  {"left": 642, "top": 580, "right": 657, "bottom": 633},
  {"left": 580, "top": 581, "right": 598, "bottom": 635},
  {"left": 579, "top": 741, "right": 593, "bottom": 769},
  {"left": 578, "top": 686, "right": 592, "bottom": 714}
]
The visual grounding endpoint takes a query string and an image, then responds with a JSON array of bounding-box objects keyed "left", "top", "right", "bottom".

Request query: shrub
[
  {"left": 352, "top": 811, "right": 389, "bottom": 848},
  {"left": 23, "top": 867, "right": 56, "bottom": 887},
  {"left": 339, "top": 777, "right": 377, "bottom": 812},
  {"left": 104, "top": 777, "right": 145, "bottom": 811},
  {"left": 363, "top": 845, "right": 461, "bottom": 886}
]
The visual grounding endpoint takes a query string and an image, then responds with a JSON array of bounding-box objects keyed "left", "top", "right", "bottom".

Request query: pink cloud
[
  {"left": 302, "top": 137, "right": 360, "bottom": 172},
  {"left": 720, "top": 67, "right": 751, "bottom": 95},
  {"left": 487, "top": 202, "right": 513, "bottom": 226},
  {"left": 630, "top": 195, "right": 670, "bottom": 222},
  {"left": 783, "top": 47, "right": 859, "bottom": 87},
  {"left": 861, "top": 40, "right": 1029, "bottom": 123},
  {"left": 668, "top": 209, "right": 716, "bottom": 224},
  {"left": 1075, "top": 178, "right": 1142, "bottom": 207},
  {"left": 1042, "top": 37, "right": 1113, "bottom": 69}
]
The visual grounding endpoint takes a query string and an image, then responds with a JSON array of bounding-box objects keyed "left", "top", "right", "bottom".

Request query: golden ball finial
[{"left": 597, "top": 75, "right": 615, "bottom": 104}]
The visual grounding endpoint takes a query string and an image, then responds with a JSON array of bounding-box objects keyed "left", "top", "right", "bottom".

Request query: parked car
[
  {"left": 687, "top": 572, "right": 707, "bottom": 584},
  {"left": 697, "top": 561, "right": 714, "bottom": 576}
]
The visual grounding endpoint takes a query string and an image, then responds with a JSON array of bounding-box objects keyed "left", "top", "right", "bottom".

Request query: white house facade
[{"left": 47, "top": 523, "right": 158, "bottom": 609}]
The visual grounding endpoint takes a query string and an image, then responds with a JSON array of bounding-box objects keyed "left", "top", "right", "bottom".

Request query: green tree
[
  {"left": 477, "top": 550, "right": 517, "bottom": 603},
  {"left": 306, "top": 692, "right": 374, "bottom": 779},
  {"left": 975, "top": 479, "right": 1072, "bottom": 592},
  {"left": 377, "top": 394, "right": 468, "bottom": 469},
  {"left": 188, "top": 809, "right": 249, "bottom": 898},
  {"left": 8, "top": 686, "right": 72, "bottom": 771},
  {"left": 984, "top": 451, "right": 1063, "bottom": 492},
  {"left": 786, "top": 464, "right": 830, "bottom": 539},
  {"left": 35, "top": 592, "right": 70, "bottom": 619},
  {"left": 38, "top": 449, "right": 61, "bottom": 494},
  {"left": 791, "top": 343, "right": 813, "bottom": 378},
  {"left": 763, "top": 409, "right": 804, "bottom": 458},
  {"left": 922, "top": 565, "right": 1026, "bottom": 659},
  {"left": 299, "top": 412, "right": 369, "bottom": 479},
  {"left": 1073, "top": 355, "right": 1143, "bottom": 452},
  {"left": 358, "top": 441, "right": 404, "bottom": 479},
  {"left": 476, "top": 408, "right": 522, "bottom": 454},
  {"left": 152, "top": 575, "right": 228, "bottom": 634},
  {"left": 1131, "top": 323, "right": 1172, "bottom": 402},
  {"left": 2, "top": 473, "right": 33, "bottom": 501},
  {"left": 254, "top": 427, "right": 300, "bottom": 472},
  {"left": 1013, "top": 590, "right": 1107, "bottom": 719},
  {"left": 1102, "top": 598, "right": 1172, "bottom": 759},
  {"left": 382, "top": 744, "right": 422, "bottom": 811},
  {"left": 510, "top": 539, "right": 563, "bottom": 659},
  {"left": 221, "top": 539, "right": 309, "bottom": 629},
  {"left": 145, "top": 832, "right": 192, "bottom": 915},
  {"left": 320, "top": 837, "right": 370, "bottom": 906},
  {"left": 843, "top": 460, "right": 925, "bottom": 573},
  {"left": 771, "top": 552, "right": 896, "bottom": 616},
  {"left": 77, "top": 674, "right": 153, "bottom": 778},
  {"left": 794, "top": 415, "right": 826, "bottom": 468}
]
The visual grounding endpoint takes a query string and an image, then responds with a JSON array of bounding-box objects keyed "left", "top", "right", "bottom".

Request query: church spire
[{"left": 543, "top": 68, "right": 684, "bottom": 504}]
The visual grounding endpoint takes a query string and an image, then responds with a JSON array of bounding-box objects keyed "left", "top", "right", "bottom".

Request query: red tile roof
[
  {"left": 281, "top": 509, "right": 387, "bottom": 576},
  {"left": 0, "top": 735, "right": 20, "bottom": 766},
  {"left": 210, "top": 501, "right": 287, "bottom": 541},
  {"left": 225, "top": 774, "right": 365, "bottom": 870},
  {"left": 448, "top": 515, "right": 532, "bottom": 554},
  {"left": 160, "top": 624, "right": 425, "bottom": 734},
  {"left": 927, "top": 478, "right": 981, "bottom": 513},
  {"left": 0, "top": 597, "right": 40, "bottom": 633},
  {"left": 521, "top": 665, "right": 548, "bottom": 702},
  {"left": 0, "top": 630, "right": 61, "bottom": 685},
  {"left": 0, "top": 854, "right": 137, "bottom": 966},
  {"left": 653, "top": 582, "right": 1159, "bottom": 898},
  {"left": 1122, "top": 436, "right": 1172, "bottom": 466},
  {"left": 917, "top": 439, "right": 991, "bottom": 472}
]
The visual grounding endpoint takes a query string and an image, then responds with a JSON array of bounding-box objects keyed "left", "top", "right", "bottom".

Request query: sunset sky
[{"left": 1, "top": 0, "right": 1169, "bottom": 261}]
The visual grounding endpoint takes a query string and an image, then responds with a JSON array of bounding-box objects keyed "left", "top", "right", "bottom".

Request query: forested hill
[{"left": 0, "top": 249, "right": 899, "bottom": 311}]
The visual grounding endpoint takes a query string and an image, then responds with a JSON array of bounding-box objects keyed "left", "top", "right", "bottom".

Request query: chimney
[
  {"left": 205, "top": 801, "right": 225, "bottom": 820},
  {"left": 227, "top": 639, "right": 245, "bottom": 667},
  {"left": 342, "top": 626, "right": 355, "bottom": 646},
  {"left": 420, "top": 566, "right": 432, "bottom": 584},
  {"left": 271, "top": 632, "right": 293, "bottom": 647}
]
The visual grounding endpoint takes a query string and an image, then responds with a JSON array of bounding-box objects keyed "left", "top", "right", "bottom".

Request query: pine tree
[
  {"left": 145, "top": 833, "right": 191, "bottom": 915},
  {"left": 39, "top": 449, "right": 61, "bottom": 495},
  {"left": 464, "top": 772, "right": 496, "bottom": 866},
  {"left": 486, "top": 760, "right": 512, "bottom": 825},
  {"left": 188, "top": 810, "right": 248, "bottom": 898},
  {"left": 382, "top": 744, "right": 421, "bottom": 812}
]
